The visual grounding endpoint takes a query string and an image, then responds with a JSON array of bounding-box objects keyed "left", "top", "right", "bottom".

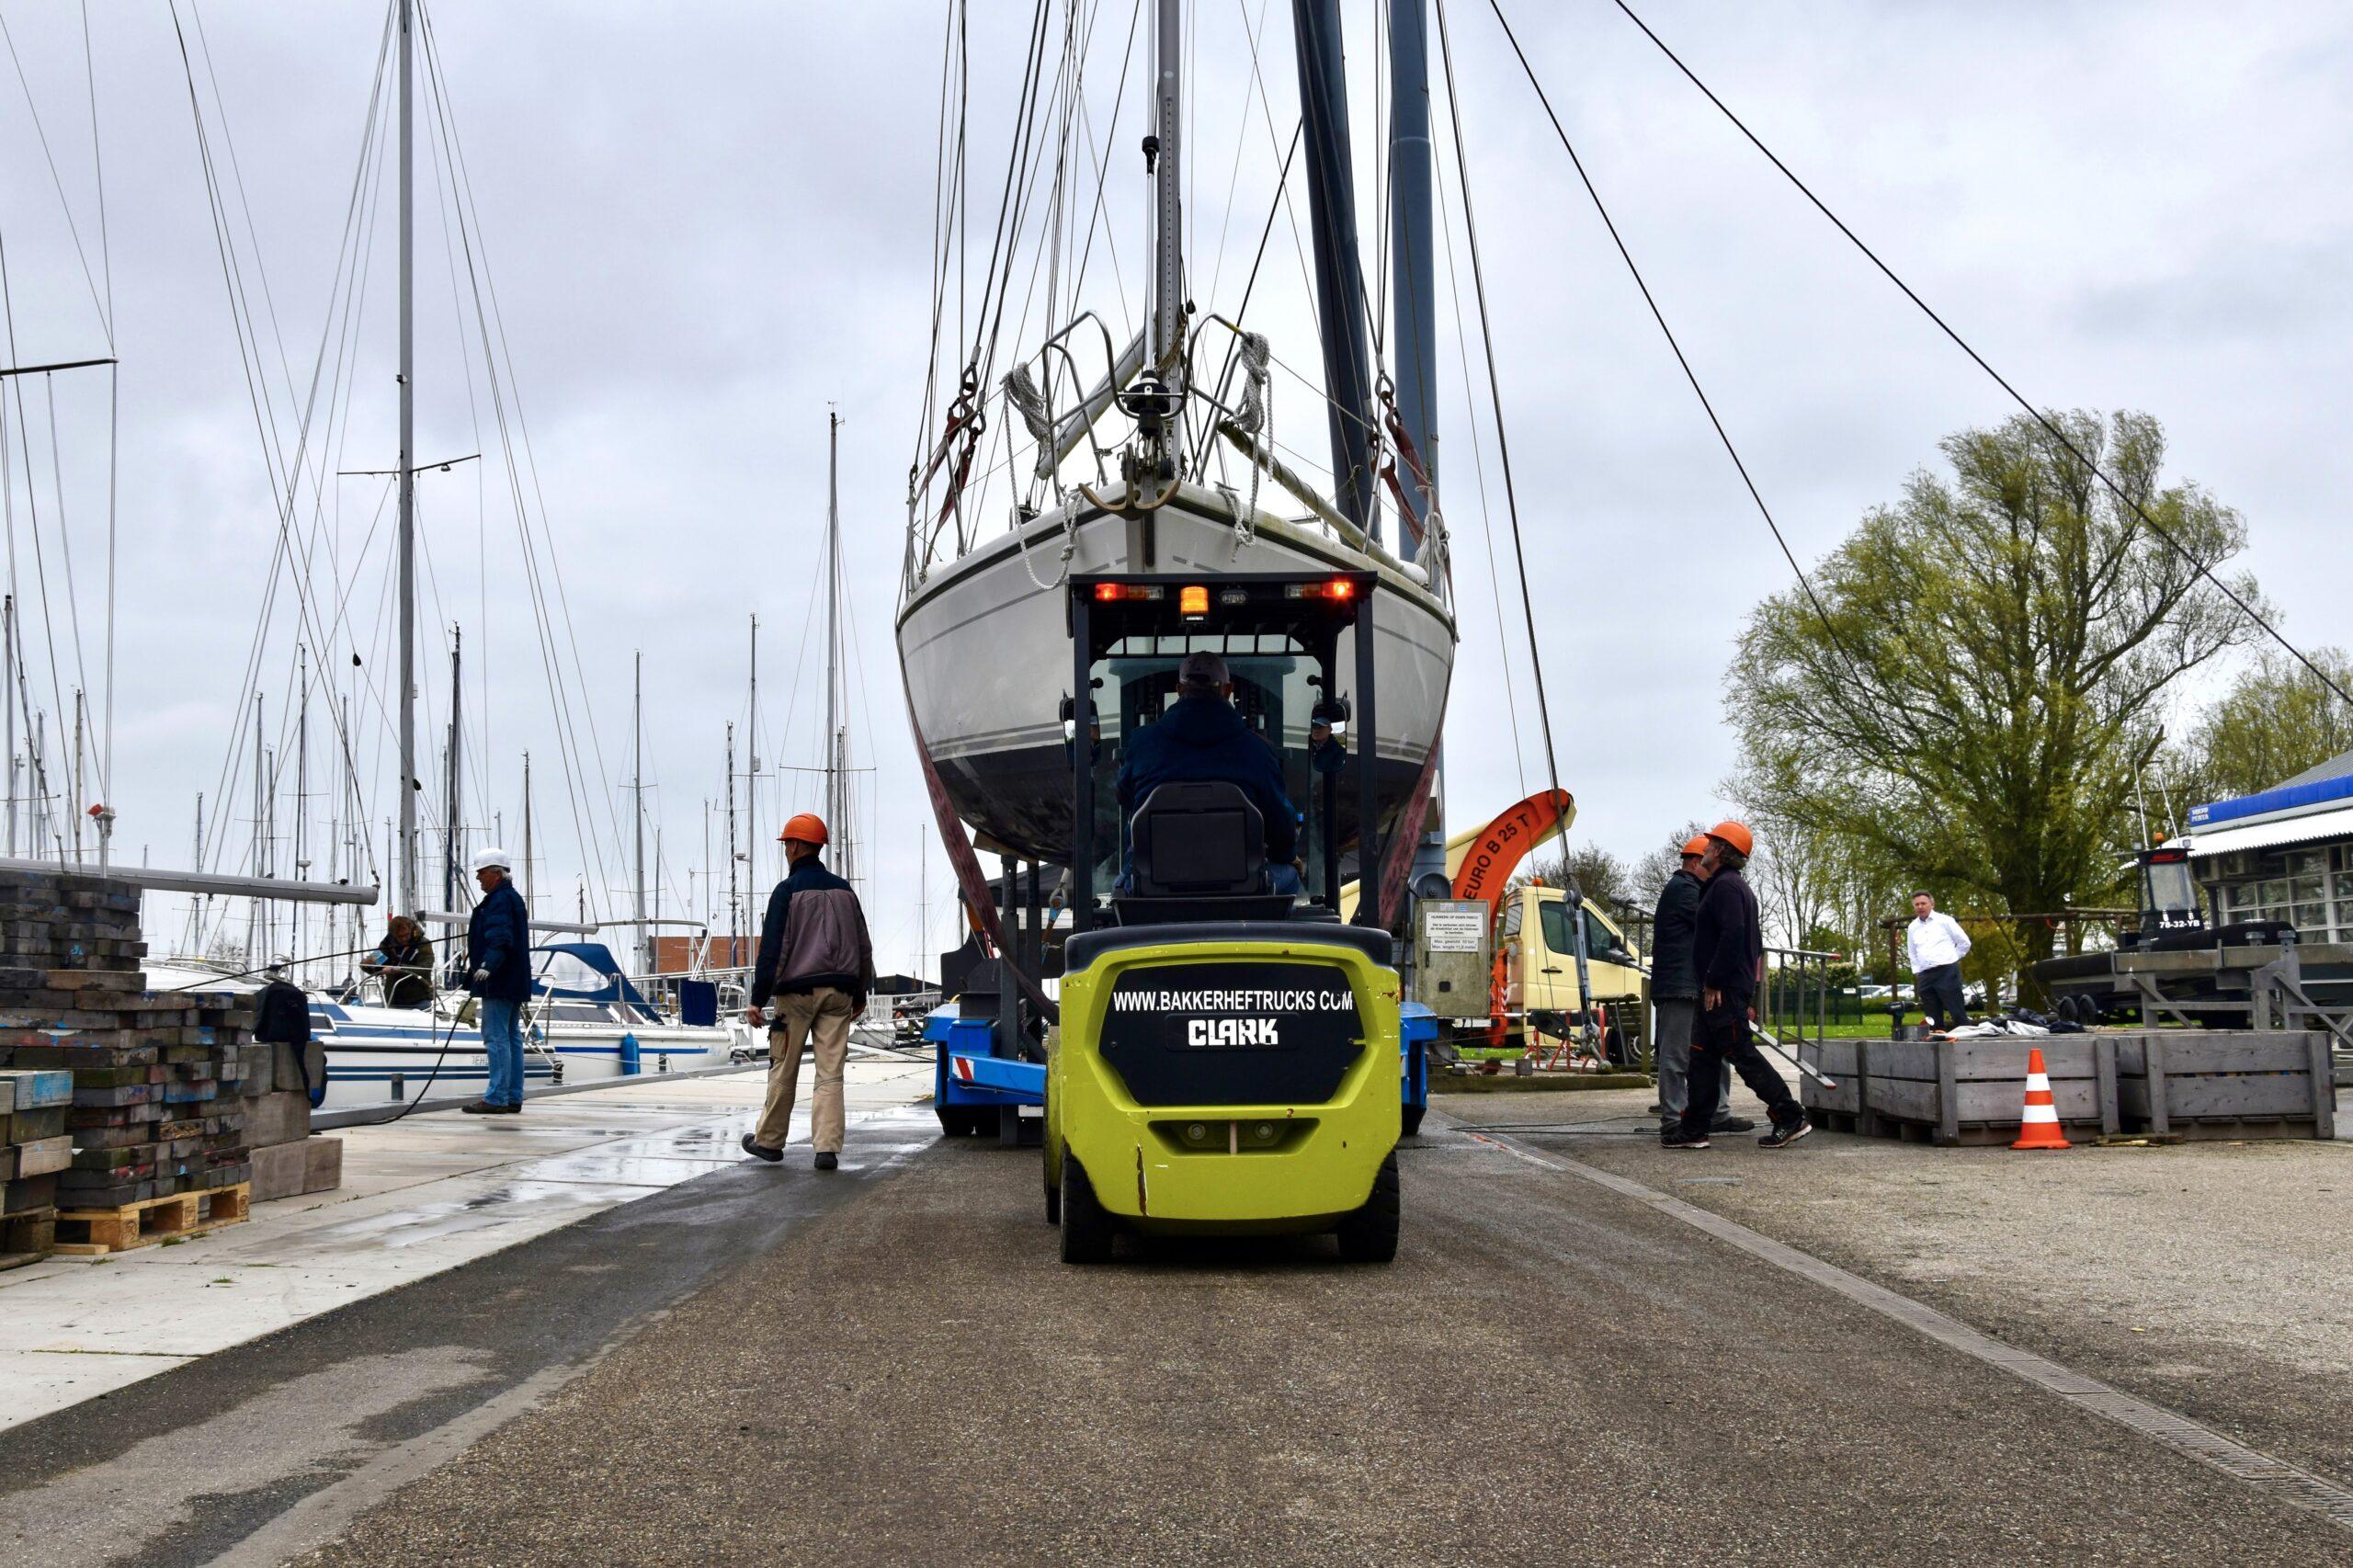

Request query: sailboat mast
[
  {"left": 3, "top": 594, "right": 13, "bottom": 857},
  {"left": 395, "top": 0, "right": 419, "bottom": 918},
  {"left": 442, "top": 628, "right": 462, "bottom": 910},
  {"left": 746, "top": 614, "right": 758, "bottom": 894},
  {"left": 725, "top": 722, "right": 738, "bottom": 964},
  {"left": 632, "top": 652, "right": 647, "bottom": 975},
  {"left": 1152, "top": 1, "right": 1185, "bottom": 383},
  {"left": 295, "top": 645, "right": 309, "bottom": 961},
  {"left": 521, "top": 750, "right": 535, "bottom": 922},
  {"left": 1292, "top": 0, "right": 1379, "bottom": 534},
  {"left": 1388, "top": 0, "right": 1437, "bottom": 540},
  {"left": 824, "top": 411, "right": 844, "bottom": 880}
]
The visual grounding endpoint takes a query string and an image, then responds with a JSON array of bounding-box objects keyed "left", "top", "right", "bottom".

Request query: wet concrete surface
[
  {"left": 289, "top": 1115, "right": 2340, "bottom": 1566},
  {"left": 0, "top": 1114, "right": 938, "bottom": 1566}
]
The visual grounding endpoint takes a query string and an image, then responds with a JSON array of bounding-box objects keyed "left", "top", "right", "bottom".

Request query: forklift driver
[{"left": 1116, "top": 649, "right": 1308, "bottom": 894}]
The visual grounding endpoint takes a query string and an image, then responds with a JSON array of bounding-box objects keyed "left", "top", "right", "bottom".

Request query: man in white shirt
[{"left": 1905, "top": 891, "right": 1972, "bottom": 1030}]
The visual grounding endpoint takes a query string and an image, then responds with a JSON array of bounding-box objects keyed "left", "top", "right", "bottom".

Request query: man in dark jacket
[
  {"left": 1650, "top": 835, "right": 1746, "bottom": 1142},
  {"left": 1116, "top": 650, "right": 1302, "bottom": 892},
  {"left": 360, "top": 914, "right": 436, "bottom": 1008},
  {"left": 1671, "top": 821, "right": 1809, "bottom": 1150},
  {"left": 461, "top": 848, "right": 532, "bottom": 1116},
  {"left": 743, "top": 812, "right": 875, "bottom": 1171}
]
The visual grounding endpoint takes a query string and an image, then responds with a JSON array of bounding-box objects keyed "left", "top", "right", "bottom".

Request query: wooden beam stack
[{"left": 0, "top": 869, "right": 256, "bottom": 1254}]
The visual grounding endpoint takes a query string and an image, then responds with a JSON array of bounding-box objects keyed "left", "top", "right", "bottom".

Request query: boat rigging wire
[
  {"left": 1583, "top": 0, "right": 2351, "bottom": 712},
  {"left": 1430, "top": 0, "right": 1563, "bottom": 806},
  {"left": 80, "top": 1, "right": 119, "bottom": 805},
  {"left": 1427, "top": 90, "right": 1527, "bottom": 801},
  {"left": 0, "top": 9, "right": 111, "bottom": 347},
  {"left": 1475, "top": 0, "right": 1872, "bottom": 699}
]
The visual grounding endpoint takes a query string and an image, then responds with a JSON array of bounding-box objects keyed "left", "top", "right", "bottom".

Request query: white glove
[{"left": 472, "top": 968, "right": 490, "bottom": 987}]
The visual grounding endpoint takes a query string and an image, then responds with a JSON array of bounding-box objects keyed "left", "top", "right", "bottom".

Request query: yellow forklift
[{"left": 1043, "top": 570, "right": 1404, "bottom": 1264}]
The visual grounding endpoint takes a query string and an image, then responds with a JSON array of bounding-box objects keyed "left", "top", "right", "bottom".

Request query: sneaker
[
  {"left": 1758, "top": 1118, "right": 1813, "bottom": 1150},
  {"left": 813, "top": 1151, "right": 839, "bottom": 1172},
  {"left": 1660, "top": 1131, "right": 1711, "bottom": 1150},
  {"left": 1711, "top": 1115, "right": 1756, "bottom": 1133},
  {"left": 740, "top": 1133, "right": 783, "bottom": 1164}
]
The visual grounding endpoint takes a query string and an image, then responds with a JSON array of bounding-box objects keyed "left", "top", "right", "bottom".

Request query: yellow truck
[{"left": 1493, "top": 881, "right": 1646, "bottom": 1058}]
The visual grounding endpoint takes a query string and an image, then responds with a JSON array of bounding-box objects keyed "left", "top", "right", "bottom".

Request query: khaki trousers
[{"left": 754, "top": 986, "right": 855, "bottom": 1153}]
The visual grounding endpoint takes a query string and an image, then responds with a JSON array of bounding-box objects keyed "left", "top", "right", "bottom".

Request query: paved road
[{"left": 6, "top": 1108, "right": 2345, "bottom": 1566}]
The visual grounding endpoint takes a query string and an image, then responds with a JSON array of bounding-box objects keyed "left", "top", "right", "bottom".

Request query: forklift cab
[
  {"left": 1068, "top": 572, "right": 1381, "bottom": 926},
  {"left": 1046, "top": 572, "right": 1404, "bottom": 1264}
]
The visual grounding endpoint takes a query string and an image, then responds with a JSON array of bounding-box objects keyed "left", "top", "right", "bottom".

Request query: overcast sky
[{"left": 1, "top": 0, "right": 2345, "bottom": 973}]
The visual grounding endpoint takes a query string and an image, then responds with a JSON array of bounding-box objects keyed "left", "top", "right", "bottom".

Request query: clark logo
[{"left": 1188, "top": 1017, "right": 1279, "bottom": 1048}]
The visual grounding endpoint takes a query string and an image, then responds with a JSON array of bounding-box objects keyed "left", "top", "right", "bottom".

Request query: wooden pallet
[
  {"left": 0, "top": 1205, "right": 56, "bottom": 1271},
  {"left": 54, "top": 1182, "right": 249, "bottom": 1256}
]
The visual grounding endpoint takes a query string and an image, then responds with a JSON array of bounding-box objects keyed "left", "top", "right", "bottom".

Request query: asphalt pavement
[
  {"left": 6, "top": 1100, "right": 2347, "bottom": 1566},
  {"left": 289, "top": 1113, "right": 2339, "bottom": 1566}
]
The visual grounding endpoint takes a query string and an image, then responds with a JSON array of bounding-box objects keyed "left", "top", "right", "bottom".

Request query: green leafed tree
[
  {"left": 1729, "top": 410, "right": 2265, "bottom": 994},
  {"left": 2165, "top": 647, "right": 2353, "bottom": 820}
]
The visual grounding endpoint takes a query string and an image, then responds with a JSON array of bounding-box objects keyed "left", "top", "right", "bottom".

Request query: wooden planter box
[
  {"left": 1847, "top": 1035, "right": 2119, "bottom": 1146},
  {"left": 2113, "top": 1030, "right": 2335, "bottom": 1141}
]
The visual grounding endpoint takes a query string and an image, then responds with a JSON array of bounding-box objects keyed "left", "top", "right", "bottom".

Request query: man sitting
[
  {"left": 1116, "top": 650, "right": 1305, "bottom": 894},
  {"left": 360, "top": 914, "right": 437, "bottom": 1009}
]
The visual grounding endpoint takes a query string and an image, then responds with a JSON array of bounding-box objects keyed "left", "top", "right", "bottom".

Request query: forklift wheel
[
  {"left": 1335, "top": 1152, "right": 1400, "bottom": 1264},
  {"left": 1059, "top": 1158, "right": 1115, "bottom": 1264},
  {"left": 1043, "top": 1159, "right": 1061, "bottom": 1223}
]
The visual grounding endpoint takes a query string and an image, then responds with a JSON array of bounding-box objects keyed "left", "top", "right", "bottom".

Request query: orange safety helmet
[
  {"left": 1706, "top": 819, "right": 1754, "bottom": 858},
  {"left": 1680, "top": 835, "right": 1711, "bottom": 859},
  {"left": 779, "top": 812, "right": 829, "bottom": 847}
]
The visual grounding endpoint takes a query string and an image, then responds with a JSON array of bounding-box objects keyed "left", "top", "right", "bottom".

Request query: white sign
[{"left": 1422, "top": 908, "right": 1487, "bottom": 954}]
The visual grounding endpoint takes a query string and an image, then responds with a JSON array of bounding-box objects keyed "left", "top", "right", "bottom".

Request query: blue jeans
[{"left": 482, "top": 997, "right": 526, "bottom": 1108}]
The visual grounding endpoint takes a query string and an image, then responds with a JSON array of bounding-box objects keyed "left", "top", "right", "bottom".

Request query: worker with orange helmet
[
  {"left": 1668, "top": 820, "right": 1811, "bottom": 1151},
  {"left": 741, "top": 811, "right": 876, "bottom": 1172},
  {"left": 1649, "top": 832, "right": 1746, "bottom": 1142}
]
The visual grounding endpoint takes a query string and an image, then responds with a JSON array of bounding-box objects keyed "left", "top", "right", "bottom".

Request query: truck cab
[{"left": 1496, "top": 883, "right": 1645, "bottom": 1048}]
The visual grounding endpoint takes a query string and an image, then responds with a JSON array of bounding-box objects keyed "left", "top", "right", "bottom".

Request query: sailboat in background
[{"left": 137, "top": 0, "right": 740, "bottom": 1108}]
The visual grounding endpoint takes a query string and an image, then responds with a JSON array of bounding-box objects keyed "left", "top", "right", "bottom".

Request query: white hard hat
[{"left": 472, "top": 846, "right": 514, "bottom": 872}]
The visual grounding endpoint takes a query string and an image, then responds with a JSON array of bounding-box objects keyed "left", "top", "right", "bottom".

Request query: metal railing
[{"left": 1757, "top": 946, "right": 1843, "bottom": 1047}]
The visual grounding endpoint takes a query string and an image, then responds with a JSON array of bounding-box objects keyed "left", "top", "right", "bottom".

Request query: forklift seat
[{"left": 1115, "top": 781, "right": 1296, "bottom": 925}]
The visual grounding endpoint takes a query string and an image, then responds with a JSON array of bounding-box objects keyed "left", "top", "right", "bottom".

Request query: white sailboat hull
[{"left": 897, "top": 485, "right": 1456, "bottom": 863}]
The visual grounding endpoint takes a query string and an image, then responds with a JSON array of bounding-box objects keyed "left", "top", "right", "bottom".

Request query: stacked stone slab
[{"left": 0, "top": 869, "right": 252, "bottom": 1215}]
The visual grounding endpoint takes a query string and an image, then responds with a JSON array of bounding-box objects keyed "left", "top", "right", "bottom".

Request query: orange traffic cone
[{"left": 2011, "top": 1046, "right": 2072, "bottom": 1150}]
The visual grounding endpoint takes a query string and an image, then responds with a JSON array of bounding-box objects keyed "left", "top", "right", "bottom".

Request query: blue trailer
[{"left": 928, "top": 998, "right": 1434, "bottom": 1140}]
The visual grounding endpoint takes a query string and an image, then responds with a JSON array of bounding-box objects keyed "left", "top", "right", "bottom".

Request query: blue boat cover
[{"left": 532, "top": 942, "right": 665, "bottom": 1022}]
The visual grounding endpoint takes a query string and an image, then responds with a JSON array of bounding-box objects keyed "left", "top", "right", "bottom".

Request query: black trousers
[
  {"left": 1918, "top": 963, "right": 1969, "bottom": 1029},
  {"left": 1679, "top": 1001, "right": 1800, "bottom": 1138}
]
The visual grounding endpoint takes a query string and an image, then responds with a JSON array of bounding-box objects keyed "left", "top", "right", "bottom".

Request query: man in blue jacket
[
  {"left": 1670, "top": 821, "right": 1809, "bottom": 1150},
  {"left": 1116, "top": 651, "right": 1304, "bottom": 893},
  {"left": 461, "top": 847, "right": 533, "bottom": 1116}
]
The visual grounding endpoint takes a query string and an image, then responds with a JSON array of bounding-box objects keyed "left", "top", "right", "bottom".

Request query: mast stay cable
[{"left": 1584, "top": 0, "right": 2350, "bottom": 711}]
